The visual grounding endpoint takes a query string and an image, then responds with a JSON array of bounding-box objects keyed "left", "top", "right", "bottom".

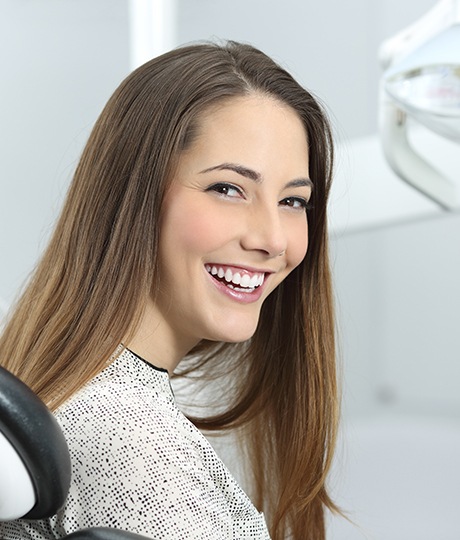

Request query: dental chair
[{"left": 0, "top": 365, "right": 146, "bottom": 540}]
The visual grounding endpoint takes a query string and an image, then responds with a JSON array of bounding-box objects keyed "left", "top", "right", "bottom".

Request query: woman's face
[{"left": 155, "top": 95, "right": 311, "bottom": 352}]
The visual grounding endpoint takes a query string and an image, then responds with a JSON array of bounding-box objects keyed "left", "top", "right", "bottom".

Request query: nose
[{"left": 240, "top": 204, "right": 288, "bottom": 258}]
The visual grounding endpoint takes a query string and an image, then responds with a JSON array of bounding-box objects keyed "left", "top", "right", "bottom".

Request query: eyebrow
[
  {"left": 200, "top": 163, "right": 262, "bottom": 182},
  {"left": 199, "top": 162, "right": 313, "bottom": 189}
]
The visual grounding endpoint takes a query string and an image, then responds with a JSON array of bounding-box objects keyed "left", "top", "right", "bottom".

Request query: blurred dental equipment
[{"left": 379, "top": 0, "right": 460, "bottom": 209}]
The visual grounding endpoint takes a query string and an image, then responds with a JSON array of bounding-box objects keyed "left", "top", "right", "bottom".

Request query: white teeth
[
  {"left": 232, "top": 273, "right": 241, "bottom": 285},
  {"left": 240, "top": 274, "right": 251, "bottom": 287},
  {"left": 206, "top": 265, "right": 265, "bottom": 289},
  {"left": 227, "top": 284, "right": 255, "bottom": 292}
]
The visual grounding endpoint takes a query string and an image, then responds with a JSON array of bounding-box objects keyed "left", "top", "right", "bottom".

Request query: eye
[
  {"left": 205, "top": 182, "right": 244, "bottom": 199},
  {"left": 280, "top": 196, "right": 312, "bottom": 211}
]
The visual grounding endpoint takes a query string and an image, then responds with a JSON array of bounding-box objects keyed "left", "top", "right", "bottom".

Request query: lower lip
[{"left": 206, "top": 271, "right": 266, "bottom": 304}]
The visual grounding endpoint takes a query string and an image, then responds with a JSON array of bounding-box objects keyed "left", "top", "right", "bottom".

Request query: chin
[{"left": 205, "top": 318, "right": 259, "bottom": 344}]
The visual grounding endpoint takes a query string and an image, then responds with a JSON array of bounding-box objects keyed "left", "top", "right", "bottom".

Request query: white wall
[
  {"left": 331, "top": 211, "right": 460, "bottom": 418},
  {"left": 175, "top": 0, "right": 435, "bottom": 139},
  {"left": 0, "top": 0, "right": 131, "bottom": 306},
  {"left": 329, "top": 211, "right": 460, "bottom": 539}
]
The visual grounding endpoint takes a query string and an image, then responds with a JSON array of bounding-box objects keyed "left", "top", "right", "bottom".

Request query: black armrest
[{"left": 65, "top": 528, "right": 152, "bottom": 540}]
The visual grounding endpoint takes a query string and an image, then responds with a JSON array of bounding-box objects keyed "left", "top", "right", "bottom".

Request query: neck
[{"left": 124, "top": 300, "right": 198, "bottom": 374}]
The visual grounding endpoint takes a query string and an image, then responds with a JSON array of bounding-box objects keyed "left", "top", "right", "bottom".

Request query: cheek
[
  {"left": 161, "top": 197, "right": 229, "bottom": 257},
  {"left": 287, "top": 219, "right": 309, "bottom": 269}
]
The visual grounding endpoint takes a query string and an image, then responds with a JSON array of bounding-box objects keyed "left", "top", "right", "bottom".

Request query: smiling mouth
[{"left": 205, "top": 264, "right": 265, "bottom": 293}]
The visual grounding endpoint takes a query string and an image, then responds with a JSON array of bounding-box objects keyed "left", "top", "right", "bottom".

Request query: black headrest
[{"left": 0, "top": 365, "right": 71, "bottom": 518}]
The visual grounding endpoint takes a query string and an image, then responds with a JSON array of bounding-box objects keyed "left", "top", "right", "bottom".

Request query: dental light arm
[
  {"left": 379, "top": 0, "right": 460, "bottom": 69},
  {"left": 380, "top": 92, "right": 456, "bottom": 209},
  {"left": 379, "top": 0, "right": 460, "bottom": 210}
]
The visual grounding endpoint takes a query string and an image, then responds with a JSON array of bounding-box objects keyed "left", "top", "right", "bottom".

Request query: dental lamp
[{"left": 379, "top": 0, "right": 460, "bottom": 209}]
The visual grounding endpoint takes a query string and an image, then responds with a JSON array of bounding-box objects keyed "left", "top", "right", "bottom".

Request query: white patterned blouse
[{"left": 0, "top": 348, "right": 271, "bottom": 540}]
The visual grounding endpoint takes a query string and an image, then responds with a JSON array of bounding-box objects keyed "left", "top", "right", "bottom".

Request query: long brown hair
[{"left": 0, "top": 41, "right": 339, "bottom": 538}]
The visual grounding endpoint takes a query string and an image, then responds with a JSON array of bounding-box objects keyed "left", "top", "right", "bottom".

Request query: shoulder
[
  {"left": 55, "top": 350, "right": 189, "bottom": 457},
  {"left": 54, "top": 347, "right": 215, "bottom": 479},
  {"left": 57, "top": 348, "right": 173, "bottom": 417}
]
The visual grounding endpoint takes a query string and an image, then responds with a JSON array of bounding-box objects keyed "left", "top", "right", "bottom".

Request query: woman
[{"left": 0, "top": 41, "right": 339, "bottom": 539}]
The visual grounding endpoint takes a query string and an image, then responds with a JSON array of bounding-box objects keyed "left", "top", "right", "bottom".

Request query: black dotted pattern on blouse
[{"left": 0, "top": 348, "right": 270, "bottom": 539}]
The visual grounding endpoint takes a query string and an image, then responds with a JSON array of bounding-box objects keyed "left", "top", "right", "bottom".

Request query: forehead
[
  {"left": 199, "top": 94, "right": 307, "bottom": 140},
  {"left": 180, "top": 95, "right": 310, "bottom": 174}
]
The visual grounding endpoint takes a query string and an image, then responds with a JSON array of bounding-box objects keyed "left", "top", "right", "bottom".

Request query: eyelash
[
  {"left": 280, "top": 197, "right": 313, "bottom": 212},
  {"left": 206, "top": 182, "right": 313, "bottom": 212},
  {"left": 206, "top": 182, "right": 243, "bottom": 198}
]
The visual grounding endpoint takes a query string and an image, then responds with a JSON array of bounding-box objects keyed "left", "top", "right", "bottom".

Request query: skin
[{"left": 128, "top": 94, "right": 311, "bottom": 372}]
